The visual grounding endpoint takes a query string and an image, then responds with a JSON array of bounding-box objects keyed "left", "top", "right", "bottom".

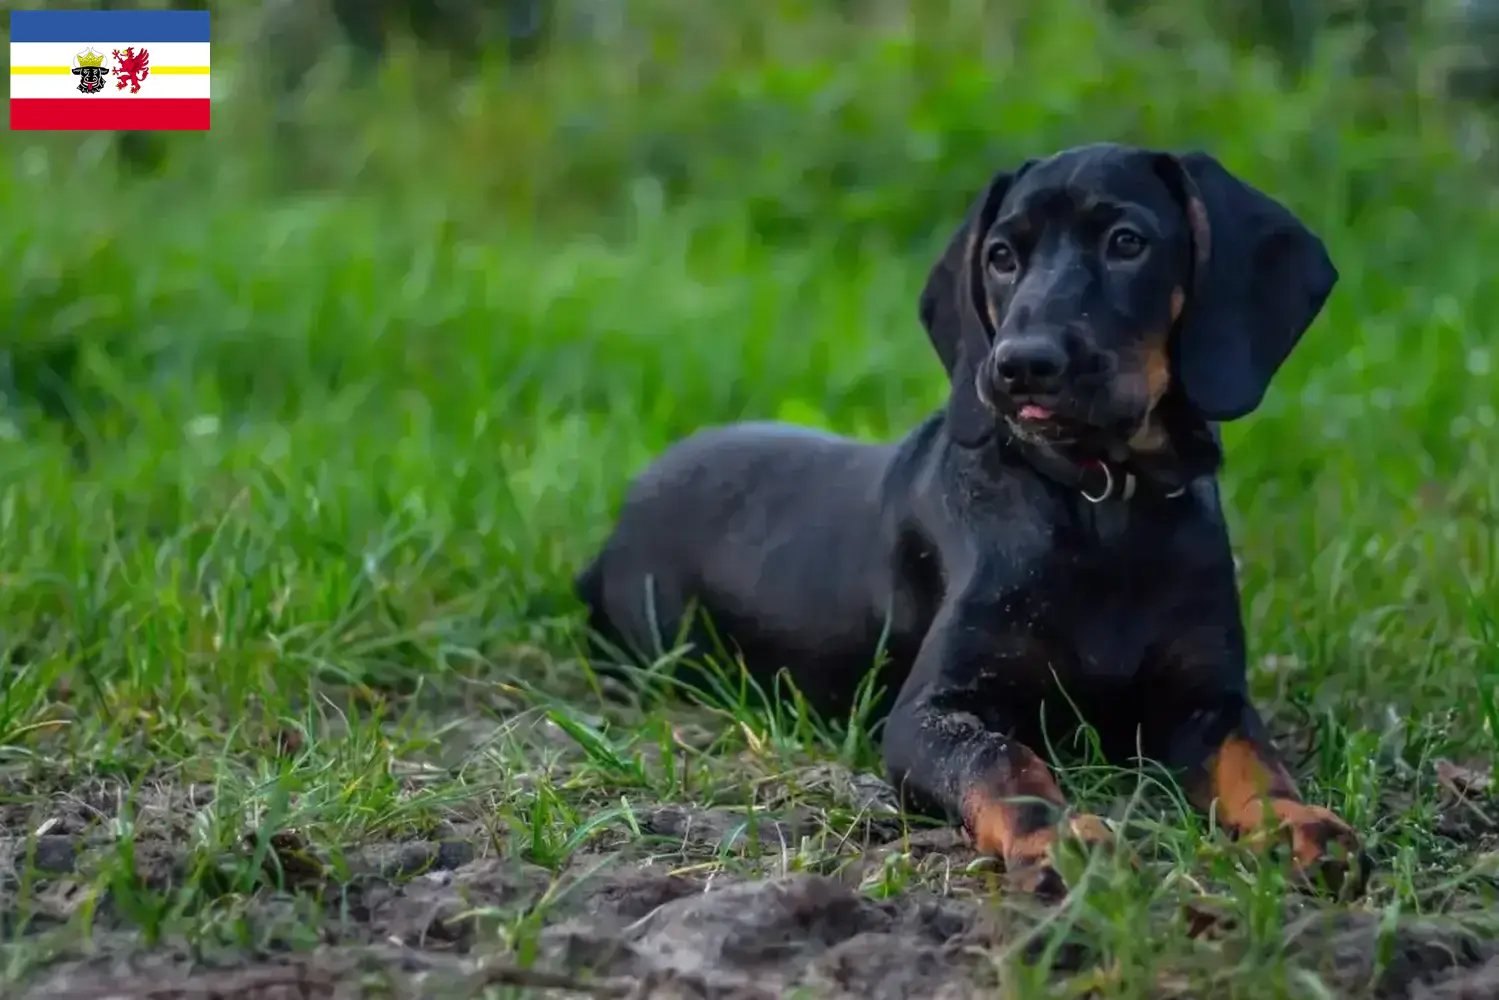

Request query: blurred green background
[{"left": 3, "top": 0, "right": 1498, "bottom": 753}]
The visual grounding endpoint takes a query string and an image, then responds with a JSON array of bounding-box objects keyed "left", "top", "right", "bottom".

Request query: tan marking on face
[
  {"left": 1127, "top": 341, "right": 1171, "bottom": 452},
  {"left": 986, "top": 297, "right": 1004, "bottom": 334},
  {"left": 968, "top": 225, "right": 1006, "bottom": 333},
  {"left": 1127, "top": 286, "right": 1185, "bottom": 453},
  {"left": 1143, "top": 338, "right": 1171, "bottom": 405}
]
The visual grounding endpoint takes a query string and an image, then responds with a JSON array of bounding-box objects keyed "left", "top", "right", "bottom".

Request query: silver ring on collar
[{"left": 1081, "top": 463, "right": 1114, "bottom": 504}]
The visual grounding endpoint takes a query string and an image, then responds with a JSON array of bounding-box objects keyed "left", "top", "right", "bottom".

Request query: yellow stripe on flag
[{"left": 10, "top": 65, "right": 209, "bottom": 75}]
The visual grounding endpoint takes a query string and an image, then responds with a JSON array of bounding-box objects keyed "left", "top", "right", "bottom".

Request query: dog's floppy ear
[
  {"left": 918, "top": 162, "right": 1033, "bottom": 448},
  {"left": 1153, "top": 151, "right": 1338, "bottom": 422}
]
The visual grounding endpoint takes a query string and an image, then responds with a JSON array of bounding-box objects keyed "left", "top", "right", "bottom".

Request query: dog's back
[{"left": 576, "top": 421, "right": 905, "bottom": 713}]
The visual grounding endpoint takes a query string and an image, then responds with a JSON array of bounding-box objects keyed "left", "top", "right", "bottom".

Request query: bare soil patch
[{"left": 4, "top": 769, "right": 1499, "bottom": 998}]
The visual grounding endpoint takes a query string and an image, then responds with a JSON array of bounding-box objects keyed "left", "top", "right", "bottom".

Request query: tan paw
[
  {"left": 1002, "top": 857, "right": 1068, "bottom": 900},
  {"left": 1002, "top": 813, "right": 1120, "bottom": 900},
  {"left": 1060, "top": 812, "right": 1115, "bottom": 849},
  {"left": 1268, "top": 800, "right": 1369, "bottom": 897}
]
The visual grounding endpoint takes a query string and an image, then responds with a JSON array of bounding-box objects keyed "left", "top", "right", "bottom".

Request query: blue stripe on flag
[{"left": 9, "top": 10, "right": 211, "bottom": 44}]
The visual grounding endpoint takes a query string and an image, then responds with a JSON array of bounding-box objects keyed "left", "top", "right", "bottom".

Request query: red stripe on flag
[{"left": 9, "top": 98, "right": 210, "bottom": 131}]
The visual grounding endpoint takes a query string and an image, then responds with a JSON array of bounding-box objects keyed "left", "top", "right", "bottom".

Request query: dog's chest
[{"left": 973, "top": 507, "right": 1192, "bottom": 681}]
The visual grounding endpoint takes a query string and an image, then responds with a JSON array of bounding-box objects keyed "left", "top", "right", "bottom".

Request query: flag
[{"left": 10, "top": 10, "right": 210, "bottom": 131}]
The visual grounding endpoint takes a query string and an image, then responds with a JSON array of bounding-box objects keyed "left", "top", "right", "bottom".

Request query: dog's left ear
[{"left": 1153, "top": 151, "right": 1338, "bottom": 421}]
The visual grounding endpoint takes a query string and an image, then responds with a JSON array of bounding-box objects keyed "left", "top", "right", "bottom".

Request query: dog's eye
[
  {"left": 1106, "top": 228, "right": 1147, "bottom": 261},
  {"left": 985, "top": 241, "right": 1017, "bottom": 275}
]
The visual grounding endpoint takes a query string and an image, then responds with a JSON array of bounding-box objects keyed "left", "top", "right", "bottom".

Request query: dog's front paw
[
  {"left": 1059, "top": 812, "right": 1116, "bottom": 850},
  {"left": 1002, "top": 856, "right": 1068, "bottom": 900},
  {"left": 999, "top": 812, "right": 1118, "bottom": 900},
  {"left": 1270, "top": 800, "right": 1368, "bottom": 897}
]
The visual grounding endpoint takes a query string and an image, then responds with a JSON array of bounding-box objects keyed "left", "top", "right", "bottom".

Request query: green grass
[{"left": 3, "top": 0, "right": 1499, "bottom": 996}]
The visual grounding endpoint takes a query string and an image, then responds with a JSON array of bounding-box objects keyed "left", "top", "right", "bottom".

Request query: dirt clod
[{"left": 535, "top": 871, "right": 992, "bottom": 998}]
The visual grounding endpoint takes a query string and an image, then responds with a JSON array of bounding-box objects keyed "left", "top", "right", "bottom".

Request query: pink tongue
[{"left": 1019, "top": 404, "right": 1053, "bottom": 420}]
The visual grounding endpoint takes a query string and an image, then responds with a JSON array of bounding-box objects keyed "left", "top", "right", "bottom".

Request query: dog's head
[{"left": 919, "top": 143, "right": 1337, "bottom": 451}]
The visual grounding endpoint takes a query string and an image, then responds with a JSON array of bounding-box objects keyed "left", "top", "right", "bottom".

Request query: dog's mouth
[
  {"left": 1004, "top": 397, "right": 1086, "bottom": 444},
  {"left": 975, "top": 367, "right": 1147, "bottom": 448},
  {"left": 1017, "top": 403, "right": 1055, "bottom": 422},
  {"left": 989, "top": 389, "right": 1147, "bottom": 450}
]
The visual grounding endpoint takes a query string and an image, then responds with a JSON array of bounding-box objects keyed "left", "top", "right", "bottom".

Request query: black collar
[
  {"left": 1012, "top": 436, "right": 1191, "bottom": 503},
  {"left": 962, "top": 395, "right": 1224, "bottom": 505}
]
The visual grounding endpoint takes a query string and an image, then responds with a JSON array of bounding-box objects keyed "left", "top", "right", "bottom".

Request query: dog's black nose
[{"left": 992, "top": 338, "right": 1068, "bottom": 394}]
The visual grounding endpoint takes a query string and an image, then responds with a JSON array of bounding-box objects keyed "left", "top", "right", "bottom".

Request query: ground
[
  {"left": 6, "top": 724, "right": 1499, "bottom": 998},
  {"left": 4, "top": 1, "right": 1499, "bottom": 997}
]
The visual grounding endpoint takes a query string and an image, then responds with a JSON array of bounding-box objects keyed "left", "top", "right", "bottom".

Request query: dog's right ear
[{"left": 918, "top": 162, "right": 1033, "bottom": 448}]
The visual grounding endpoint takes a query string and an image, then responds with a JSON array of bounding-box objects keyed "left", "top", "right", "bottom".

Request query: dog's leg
[
  {"left": 883, "top": 614, "right": 1113, "bottom": 897},
  {"left": 1166, "top": 695, "right": 1366, "bottom": 894}
]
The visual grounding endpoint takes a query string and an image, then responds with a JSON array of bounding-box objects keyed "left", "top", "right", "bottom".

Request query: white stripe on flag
[
  {"left": 10, "top": 73, "right": 210, "bottom": 99},
  {"left": 9, "top": 41, "right": 210, "bottom": 69}
]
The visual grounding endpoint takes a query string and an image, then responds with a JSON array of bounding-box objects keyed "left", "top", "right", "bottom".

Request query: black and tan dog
[{"left": 576, "top": 142, "right": 1364, "bottom": 895}]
